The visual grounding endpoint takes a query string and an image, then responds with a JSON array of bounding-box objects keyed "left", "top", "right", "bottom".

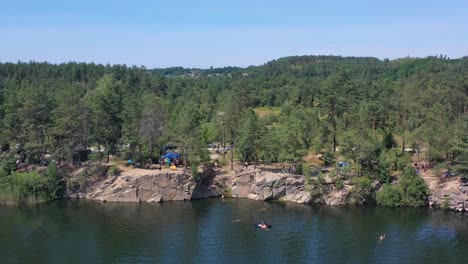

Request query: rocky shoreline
[{"left": 64, "top": 165, "right": 468, "bottom": 212}]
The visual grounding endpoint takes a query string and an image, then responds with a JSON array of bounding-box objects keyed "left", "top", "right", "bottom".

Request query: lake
[{"left": 1, "top": 199, "right": 467, "bottom": 264}]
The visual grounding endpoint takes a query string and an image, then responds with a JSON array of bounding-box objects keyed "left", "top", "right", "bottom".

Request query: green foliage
[
  {"left": 87, "top": 163, "right": 108, "bottom": 178},
  {"left": 0, "top": 158, "right": 16, "bottom": 177},
  {"left": 380, "top": 148, "right": 411, "bottom": 172},
  {"left": 376, "top": 166, "right": 429, "bottom": 207},
  {"left": 317, "top": 172, "right": 326, "bottom": 186},
  {"left": 295, "top": 163, "right": 303, "bottom": 175},
  {"left": 452, "top": 134, "right": 468, "bottom": 179},
  {"left": 1, "top": 142, "right": 10, "bottom": 151},
  {"left": 399, "top": 173, "right": 429, "bottom": 207},
  {"left": 350, "top": 176, "right": 374, "bottom": 204},
  {"left": 335, "top": 179, "right": 345, "bottom": 190},
  {"left": 0, "top": 167, "right": 61, "bottom": 205},
  {"left": 191, "top": 164, "right": 200, "bottom": 180},
  {"left": 442, "top": 196, "right": 452, "bottom": 210},
  {"left": 0, "top": 57, "right": 465, "bottom": 189},
  {"left": 376, "top": 184, "right": 404, "bottom": 207},
  {"left": 320, "top": 151, "right": 336, "bottom": 166},
  {"left": 302, "top": 164, "right": 311, "bottom": 176},
  {"left": 382, "top": 130, "right": 397, "bottom": 149},
  {"left": 108, "top": 165, "right": 120, "bottom": 176}
]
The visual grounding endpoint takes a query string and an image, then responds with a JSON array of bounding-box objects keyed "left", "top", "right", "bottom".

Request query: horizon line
[{"left": 0, "top": 54, "right": 466, "bottom": 70}]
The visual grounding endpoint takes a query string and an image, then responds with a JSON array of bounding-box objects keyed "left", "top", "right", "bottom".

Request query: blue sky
[{"left": 1, "top": 0, "right": 467, "bottom": 68}]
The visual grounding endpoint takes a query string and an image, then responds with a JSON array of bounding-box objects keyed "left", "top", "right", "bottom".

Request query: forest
[{"left": 0, "top": 55, "right": 467, "bottom": 203}]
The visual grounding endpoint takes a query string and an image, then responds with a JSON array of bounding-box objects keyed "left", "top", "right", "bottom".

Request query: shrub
[
  {"left": 317, "top": 172, "right": 326, "bottom": 186},
  {"left": 442, "top": 196, "right": 451, "bottom": 210},
  {"left": 350, "top": 176, "right": 374, "bottom": 204},
  {"left": 303, "top": 164, "right": 311, "bottom": 177},
  {"left": 400, "top": 175, "right": 428, "bottom": 207},
  {"left": 191, "top": 163, "right": 200, "bottom": 180},
  {"left": 108, "top": 165, "right": 120, "bottom": 176},
  {"left": 295, "top": 163, "right": 303, "bottom": 175},
  {"left": 6, "top": 171, "right": 57, "bottom": 204},
  {"left": 0, "top": 158, "right": 16, "bottom": 177},
  {"left": 87, "top": 163, "right": 108, "bottom": 178},
  {"left": 376, "top": 184, "right": 404, "bottom": 207},
  {"left": 309, "top": 187, "right": 322, "bottom": 199},
  {"left": 335, "top": 179, "right": 345, "bottom": 190},
  {"left": 1, "top": 142, "right": 10, "bottom": 151},
  {"left": 376, "top": 166, "right": 429, "bottom": 207},
  {"left": 320, "top": 151, "right": 336, "bottom": 166}
]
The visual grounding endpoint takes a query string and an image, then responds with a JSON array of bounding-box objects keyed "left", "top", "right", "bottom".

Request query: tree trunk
[
  {"left": 401, "top": 112, "right": 406, "bottom": 153},
  {"left": 222, "top": 130, "right": 226, "bottom": 161},
  {"left": 230, "top": 129, "right": 234, "bottom": 171},
  {"left": 332, "top": 120, "right": 337, "bottom": 152}
]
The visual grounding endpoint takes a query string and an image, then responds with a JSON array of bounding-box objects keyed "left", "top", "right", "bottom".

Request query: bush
[
  {"left": 317, "top": 172, "right": 326, "bottom": 186},
  {"left": 303, "top": 164, "right": 311, "bottom": 177},
  {"left": 309, "top": 187, "right": 322, "bottom": 199},
  {"left": 376, "top": 166, "right": 429, "bottom": 207},
  {"left": 400, "top": 175, "right": 428, "bottom": 207},
  {"left": 377, "top": 159, "right": 392, "bottom": 184},
  {"left": 350, "top": 176, "right": 374, "bottom": 204},
  {"left": 0, "top": 158, "right": 16, "bottom": 177},
  {"left": 87, "top": 163, "right": 108, "bottom": 177},
  {"left": 191, "top": 163, "right": 200, "bottom": 180},
  {"left": 108, "top": 165, "right": 120, "bottom": 176},
  {"left": 1, "top": 142, "right": 10, "bottom": 151},
  {"left": 376, "top": 184, "right": 404, "bottom": 207},
  {"left": 335, "top": 179, "right": 345, "bottom": 190},
  {"left": 295, "top": 163, "right": 303, "bottom": 175},
  {"left": 380, "top": 148, "right": 411, "bottom": 172},
  {"left": 3, "top": 171, "right": 57, "bottom": 204},
  {"left": 442, "top": 196, "right": 451, "bottom": 210},
  {"left": 320, "top": 151, "right": 336, "bottom": 166}
]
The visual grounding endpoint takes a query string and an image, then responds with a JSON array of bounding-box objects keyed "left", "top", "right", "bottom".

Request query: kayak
[{"left": 254, "top": 223, "right": 272, "bottom": 229}]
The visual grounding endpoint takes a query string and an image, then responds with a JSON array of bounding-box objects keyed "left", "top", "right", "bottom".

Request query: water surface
[{"left": 1, "top": 199, "right": 467, "bottom": 263}]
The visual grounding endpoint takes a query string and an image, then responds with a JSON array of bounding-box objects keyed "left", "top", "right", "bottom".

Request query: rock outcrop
[
  {"left": 428, "top": 177, "right": 468, "bottom": 212},
  {"left": 66, "top": 170, "right": 221, "bottom": 202},
  {"left": 64, "top": 163, "right": 467, "bottom": 213},
  {"left": 231, "top": 169, "right": 350, "bottom": 205}
]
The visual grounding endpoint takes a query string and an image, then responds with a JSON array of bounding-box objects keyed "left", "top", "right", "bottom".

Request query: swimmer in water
[{"left": 379, "top": 234, "right": 386, "bottom": 240}]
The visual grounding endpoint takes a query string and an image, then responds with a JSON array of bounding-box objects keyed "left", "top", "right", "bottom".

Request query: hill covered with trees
[{"left": 0, "top": 55, "right": 467, "bottom": 203}]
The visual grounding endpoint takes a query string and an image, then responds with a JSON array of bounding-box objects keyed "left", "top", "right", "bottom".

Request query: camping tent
[{"left": 163, "top": 152, "right": 180, "bottom": 159}]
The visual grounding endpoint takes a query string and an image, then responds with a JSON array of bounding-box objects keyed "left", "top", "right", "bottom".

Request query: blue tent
[{"left": 163, "top": 152, "right": 180, "bottom": 159}]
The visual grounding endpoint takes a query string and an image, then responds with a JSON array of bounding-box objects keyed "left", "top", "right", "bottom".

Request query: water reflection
[{"left": 1, "top": 200, "right": 467, "bottom": 264}]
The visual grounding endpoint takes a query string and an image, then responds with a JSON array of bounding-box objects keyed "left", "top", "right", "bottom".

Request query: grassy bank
[{"left": 0, "top": 160, "right": 62, "bottom": 205}]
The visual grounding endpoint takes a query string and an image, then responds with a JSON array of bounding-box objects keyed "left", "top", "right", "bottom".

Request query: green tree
[{"left": 85, "top": 74, "right": 123, "bottom": 162}]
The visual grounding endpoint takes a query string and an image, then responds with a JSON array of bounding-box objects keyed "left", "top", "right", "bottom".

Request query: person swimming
[
  {"left": 379, "top": 234, "right": 386, "bottom": 240},
  {"left": 259, "top": 221, "right": 268, "bottom": 229},
  {"left": 232, "top": 219, "right": 241, "bottom": 223}
]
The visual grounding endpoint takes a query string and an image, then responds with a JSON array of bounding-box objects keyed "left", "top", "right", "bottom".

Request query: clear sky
[{"left": 1, "top": 0, "right": 467, "bottom": 68}]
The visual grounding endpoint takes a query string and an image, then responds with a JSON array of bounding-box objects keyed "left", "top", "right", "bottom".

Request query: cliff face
[
  {"left": 66, "top": 167, "right": 350, "bottom": 205},
  {"left": 231, "top": 170, "right": 351, "bottom": 205},
  {"left": 231, "top": 171, "right": 312, "bottom": 203},
  {"left": 64, "top": 164, "right": 467, "bottom": 212},
  {"left": 428, "top": 177, "right": 468, "bottom": 212},
  {"left": 66, "top": 169, "right": 221, "bottom": 202}
]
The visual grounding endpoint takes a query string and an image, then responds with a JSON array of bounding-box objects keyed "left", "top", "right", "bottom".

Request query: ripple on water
[{"left": 1, "top": 200, "right": 468, "bottom": 264}]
